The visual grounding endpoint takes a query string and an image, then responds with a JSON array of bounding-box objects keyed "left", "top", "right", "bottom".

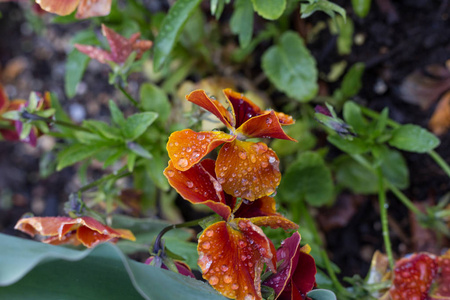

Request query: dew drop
[
  {"left": 169, "top": 143, "right": 174, "bottom": 147},
  {"left": 266, "top": 188, "right": 274, "bottom": 194},
  {"left": 186, "top": 147, "right": 192, "bottom": 153},
  {"left": 178, "top": 158, "right": 188, "bottom": 168},
  {"left": 231, "top": 173, "right": 237, "bottom": 178},
  {"left": 223, "top": 275, "right": 232, "bottom": 284},
  {"left": 209, "top": 276, "right": 219, "bottom": 285},
  {"left": 266, "top": 118, "right": 273, "bottom": 125},
  {"left": 186, "top": 181, "right": 194, "bottom": 188},
  {"left": 231, "top": 283, "right": 239, "bottom": 290},
  {"left": 222, "top": 166, "right": 228, "bottom": 171},
  {"left": 261, "top": 161, "right": 269, "bottom": 168},
  {"left": 241, "top": 178, "right": 248, "bottom": 186},
  {"left": 241, "top": 254, "right": 247, "bottom": 261},
  {"left": 221, "top": 264, "right": 229, "bottom": 272},
  {"left": 239, "top": 152, "right": 247, "bottom": 160},
  {"left": 192, "top": 151, "right": 201, "bottom": 159},
  {"left": 239, "top": 240, "right": 247, "bottom": 248},
  {"left": 245, "top": 191, "right": 254, "bottom": 199},
  {"left": 218, "top": 177, "right": 226, "bottom": 184},
  {"left": 250, "top": 154, "right": 256, "bottom": 163},
  {"left": 166, "top": 170, "right": 175, "bottom": 177},
  {"left": 201, "top": 144, "right": 207, "bottom": 149},
  {"left": 244, "top": 294, "right": 255, "bottom": 300},
  {"left": 234, "top": 190, "right": 241, "bottom": 197},
  {"left": 197, "top": 134, "right": 205, "bottom": 140},
  {"left": 213, "top": 181, "right": 223, "bottom": 192},
  {"left": 247, "top": 167, "right": 252, "bottom": 172},
  {"left": 174, "top": 142, "right": 179, "bottom": 146},
  {"left": 206, "top": 230, "right": 214, "bottom": 237},
  {"left": 268, "top": 156, "right": 276, "bottom": 164},
  {"left": 202, "top": 241, "right": 211, "bottom": 249}
]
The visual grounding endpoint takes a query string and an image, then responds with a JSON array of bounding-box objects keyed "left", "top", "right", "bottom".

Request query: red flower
[
  {"left": 35, "top": 0, "right": 111, "bottom": 19},
  {"left": 15, "top": 216, "right": 135, "bottom": 248},
  {"left": 164, "top": 159, "right": 298, "bottom": 300},
  {"left": 263, "top": 232, "right": 317, "bottom": 300},
  {"left": 167, "top": 89, "right": 295, "bottom": 201},
  {"left": 75, "top": 24, "right": 152, "bottom": 65},
  {"left": 145, "top": 256, "right": 195, "bottom": 279}
]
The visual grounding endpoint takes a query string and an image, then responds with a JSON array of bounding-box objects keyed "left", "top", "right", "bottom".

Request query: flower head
[
  {"left": 164, "top": 158, "right": 298, "bottom": 300},
  {"left": 75, "top": 24, "right": 152, "bottom": 65},
  {"left": 35, "top": 0, "right": 112, "bottom": 19},
  {"left": 263, "top": 232, "right": 316, "bottom": 300},
  {"left": 15, "top": 216, "right": 135, "bottom": 248},
  {"left": 167, "top": 89, "right": 295, "bottom": 201},
  {"left": 145, "top": 256, "right": 195, "bottom": 279}
]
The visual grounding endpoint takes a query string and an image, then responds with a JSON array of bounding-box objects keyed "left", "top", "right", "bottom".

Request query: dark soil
[{"left": 0, "top": 0, "right": 449, "bottom": 281}]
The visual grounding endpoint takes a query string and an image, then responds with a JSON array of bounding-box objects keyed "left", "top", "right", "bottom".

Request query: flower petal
[
  {"left": 35, "top": 0, "right": 80, "bottom": 16},
  {"left": 250, "top": 216, "right": 299, "bottom": 231},
  {"left": 198, "top": 220, "right": 276, "bottom": 300},
  {"left": 164, "top": 159, "right": 231, "bottom": 220},
  {"left": 101, "top": 24, "right": 133, "bottom": 64},
  {"left": 236, "top": 111, "right": 296, "bottom": 141},
  {"left": 74, "top": 44, "right": 113, "bottom": 64},
  {"left": 76, "top": 0, "right": 111, "bottom": 19},
  {"left": 216, "top": 140, "right": 281, "bottom": 201},
  {"left": 271, "top": 111, "right": 294, "bottom": 125},
  {"left": 291, "top": 250, "right": 317, "bottom": 297},
  {"left": 0, "top": 84, "right": 9, "bottom": 114},
  {"left": 223, "top": 88, "right": 262, "bottom": 129},
  {"left": 145, "top": 257, "right": 195, "bottom": 278},
  {"left": 186, "top": 90, "right": 234, "bottom": 129},
  {"left": 234, "top": 196, "right": 278, "bottom": 218},
  {"left": 167, "top": 129, "right": 235, "bottom": 171},
  {"left": 14, "top": 216, "right": 74, "bottom": 237}
]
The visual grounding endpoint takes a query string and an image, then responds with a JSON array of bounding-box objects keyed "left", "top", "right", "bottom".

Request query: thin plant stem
[
  {"left": 117, "top": 84, "right": 139, "bottom": 108},
  {"left": 358, "top": 104, "right": 450, "bottom": 179},
  {"left": 21, "top": 111, "right": 92, "bottom": 133},
  {"left": 376, "top": 167, "right": 395, "bottom": 270},
  {"left": 78, "top": 167, "right": 130, "bottom": 193},
  {"left": 386, "top": 183, "right": 423, "bottom": 216}
]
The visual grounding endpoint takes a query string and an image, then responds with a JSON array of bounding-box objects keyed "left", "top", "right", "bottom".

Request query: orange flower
[
  {"left": 164, "top": 159, "right": 298, "bottom": 300},
  {"left": 15, "top": 216, "right": 135, "bottom": 248},
  {"left": 35, "top": 0, "right": 111, "bottom": 19},
  {"left": 167, "top": 89, "right": 295, "bottom": 201},
  {"left": 75, "top": 24, "right": 152, "bottom": 65}
]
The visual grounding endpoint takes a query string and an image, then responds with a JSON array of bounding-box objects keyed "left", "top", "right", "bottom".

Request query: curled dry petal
[
  {"left": 36, "top": 0, "right": 80, "bottom": 16},
  {"left": 216, "top": 140, "right": 281, "bottom": 201},
  {"left": 236, "top": 111, "right": 296, "bottom": 141},
  {"left": 74, "top": 45, "right": 113, "bottom": 64},
  {"left": 198, "top": 219, "right": 276, "bottom": 300},
  {"left": 14, "top": 216, "right": 135, "bottom": 248},
  {"left": 164, "top": 159, "right": 232, "bottom": 220},
  {"left": 167, "top": 129, "right": 235, "bottom": 171}
]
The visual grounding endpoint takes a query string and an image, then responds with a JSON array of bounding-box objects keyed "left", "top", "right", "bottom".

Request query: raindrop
[
  {"left": 268, "top": 156, "right": 276, "bottom": 164},
  {"left": 202, "top": 241, "right": 211, "bottom": 249},
  {"left": 239, "top": 152, "right": 247, "bottom": 160},
  {"left": 213, "top": 181, "right": 223, "bottom": 192},
  {"left": 266, "top": 188, "right": 274, "bottom": 194},
  {"left": 250, "top": 154, "right": 256, "bottom": 163},
  {"left": 221, "top": 264, "right": 229, "bottom": 272},
  {"left": 244, "top": 294, "right": 255, "bottom": 300},
  {"left": 174, "top": 142, "right": 179, "bottom": 146},
  {"left": 218, "top": 177, "right": 226, "bottom": 184},
  {"left": 266, "top": 118, "right": 272, "bottom": 125},
  {"left": 197, "top": 134, "right": 206, "bottom": 140},
  {"left": 166, "top": 170, "right": 175, "bottom": 177},
  {"left": 241, "top": 178, "right": 248, "bottom": 186},
  {"left": 231, "top": 173, "right": 237, "bottom": 178},
  {"left": 239, "top": 240, "right": 247, "bottom": 248},
  {"left": 201, "top": 144, "right": 207, "bottom": 149},
  {"left": 209, "top": 276, "right": 219, "bottom": 285},
  {"left": 178, "top": 158, "right": 188, "bottom": 168},
  {"left": 192, "top": 151, "right": 201, "bottom": 159},
  {"left": 186, "top": 181, "right": 194, "bottom": 188},
  {"left": 231, "top": 283, "right": 239, "bottom": 290},
  {"left": 234, "top": 190, "right": 241, "bottom": 197},
  {"left": 245, "top": 191, "right": 254, "bottom": 199},
  {"left": 261, "top": 161, "right": 269, "bottom": 168},
  {"left": 241, "top": 255, "right": 247, "bottom": 261},
  {"left": 224, "top": 275, "right": 232, "bottom": 284},
  {"left": 186, "top": 147, "right": 192, "bottom": 153},
  {"left": 206, "top": 230, "right": 214, "bottom": 237},
  {"left": 169, "top": 143, "right": 174, "bottom": 147}
]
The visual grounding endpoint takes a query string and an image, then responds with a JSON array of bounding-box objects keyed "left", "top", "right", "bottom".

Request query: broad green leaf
[
  {"left": 146, "top": 151, "right": 170, "bottom": 191},
  {"left": 153, "top": 0, "right": 203, "bottom": 70},
  {"left": 327, "top": 135, "right": 368, "bottom": 154},
  {"left": 140, "top": 83, "right": 170, "bottom": 122},
  {"left": 335, "top": 16, "right": 353, "bottom": 55},
  {"left": 127, "top": 142, "right": 153, "bottom": 159},
  {"left": 334, "top": 155, "right": 377, "bottom": 194},
  {"left": 127, "top": 151, "right": 137, "bottom": 172},
  {"left": 65, "top": 50, "right": 90, "bottom": 99},
  {"left": 352, "top": 0, "right": 372, "bottom": 18},
  {"left": 307, "top": 289, "right": 337, "bottom": 300},
  {"left": 250, "top": 0, "right": 286, "bottom": 20},
  {"left": 57, "top": 143, "right": 105, "bottom": 171},
  {"left": 83, "top": 120, "right": 122, "bottom": 141},
  {"left": 340, "top": 63, "right": 365, "bottom": 99},
  {"left": 103, "top": 148, "right": 126, "bottom": 169},
  {"left": 380, "top": 148, "right": 409, "bottom": 189},
  {"left": 301, "top": 0, "right": 346, "bottom": 22},
  {"left": 371, "top": 107, "right": 388, "bottom": 138},
  {"left": 262, "top": 31, "right": 318, "bottom": 102},
  {"left": 210, "top": 0, "right": 230, "bottom": 19},
  {"left": 388, "top": 124, "right": 440, "bottom": 153},
  {"left": 122, "top": 112, "right": 158, "bottom": 141},
  {"left": 109, "top": 100, "right": 126, "bottom": 127},
  {"left": 74, "top": 131, "right": 105, "bottom": 144},
  {"left": 230, "top": 0, "right": 254, "bottom": 48},
  {"left": 279, "top": 152, "right": 333, "bottom": 206},
  {"left": 343, "top": 101, "right": 368, "bottom": 135},
  {"left": 0, "top": 234, "right": 227, "bottom": 300}
]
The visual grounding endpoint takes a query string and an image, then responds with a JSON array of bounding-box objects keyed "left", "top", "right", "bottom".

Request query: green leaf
[
  {"left": 307, "top": 289, "right": 337, "bottom": 300},
  {"left": 153, "top": 0, "right": 203, "bottom": 70},
  {"left": 122, "top": 112, "right": 158, "bottom": 141},
  {"left": 335, "top": 16, "right": 353, "bottom": 55},
  {"left": 108, "top": 100, "right": 126, "bottom": 128},
  {"left": 0, "top": 234, "right": 227, "bottom": 300},
  {"left": 327, "top": 135, "right": 368, "bottom": 154},
  {"left": 388, "top": 124, "right": 440, "bottom": 153},
  {"left": 371, "top": 107, "right": 388, "bottom": 138},
  {"left": 65, "top": 50, "right": 90, "bottom": 99},
  {"left": 262, "top": 31, "right": 318, "bottom": 102},
  {"left": 279, "top": 152, "right": 333, "bottom": 206},
  {"left": 127, "top": 142, "right": 153, "bottom": 159},
  {"left": 57, "top": 143, "right": 105, "bottom": 171},
  {"left": 146, "top": 151, "right": 170, "bottom": 191},
  {"left": 380, "top": 148, "right": 409, "bottom": 189},
  {"left": 74, "top": 131, "right": 105, "bottom": 144},
  {"left": 250, "top": 0, "right": 286, "bottom": 20},
  {"left": 83, "top": 120, "right": 122, "bottom": 141},
  {"left": 343, "top": 101, "right": 368, "bottom": 135},
  {"left": 352, "top": 0, "right": 372, "bottom": 18},
  {"left": 334, "top": 155, "right": 377, "bottom": 194},
  {"left": 127, "top": 152, "right": 137, "bottom": 172},
  {"left": 1, "top": 110, "right": 20, "bottom": 121},
  {"left": 301, "top": 0, "right": 346, "bottom": 22},
  {"left": 340, "top": 63, "right": 365, "bottom": 99},
  {"left": 140, "top": 83, "right": 170, "bottom": 122},
  {"left": 230, "top": 0, "right": 254, "bottom": 48}
]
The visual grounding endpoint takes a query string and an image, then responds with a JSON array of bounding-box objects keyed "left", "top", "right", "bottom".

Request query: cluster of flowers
[{"left": 162, "top": 89, "right": 317, "bottom": 300}]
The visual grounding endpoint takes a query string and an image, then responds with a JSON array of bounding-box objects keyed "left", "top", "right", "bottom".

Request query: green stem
[
  {"left": 53, "top": 119, "right": 92, "bottom": 133},
  {"left": 117, "top": 85, "right": 139, "bottom": 108},
  {"left": 376, "top": 167, "right": 395, "bottom": 270},
  {"left": 429, "top": 150, "right": 450, "bottom": 178},
  {"left": 387, "top": 183, "right": 423, "bottom": 216},
  {"left": 78, "top": 167, "right": 130, "bottom": 193}
]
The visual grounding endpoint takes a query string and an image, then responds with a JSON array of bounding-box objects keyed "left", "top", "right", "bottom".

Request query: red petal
[
  {"left": 167, "top": 129, "right": 235, "bottom": 171},
  {"left": 186, "top": 90, "right": 234, "bottom": 129},
  {"left": 271, "top": 111, "right": 295, "bottom": 125},
  {"left": 223, "top": 88, "right": 262, "bottom": 129},
  {"left": 216, "top": 140, "right": 281, "bottom": 201},
  {"left": 236, "top": 111, "right": 296, "bottom": 141},
  {"left": 291, "top": 250, "right": 317, "bottom": 296},
  {"left": 164, "top": 159, "right": 231, "bottom": 220},
  {"left": 76, "top": 0, "right": 111, "bottom": 18},
  {"left": 198, "top": 220, "right": 275, "bottom": 300},
  {"left": 101, "top": 24, "right": 133, "bottom": 64},
  {"left": 43, "top": 232, "right": 81, "bottom": 246},
  {"left": 75, "top": 44, "right": 113, "bottom": 64},
  {"left": 0, "top": 84, "right": 9, "bottom": 114},
  {"left": 14, "top": 216, "right": 74, "bottom": 237},
  {"left": 234, "top": 196, "right": 278, "bottom": 218},
  {"left": 35, "top": 0, "right": 80, "bottom": 15}
]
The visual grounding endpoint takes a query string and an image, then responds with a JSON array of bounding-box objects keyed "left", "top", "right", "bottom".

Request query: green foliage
[
  {"left": 250, "top": 0, "right": 287, "bottom": 20},
  {"left": 139, "top": 83, "right": 171, "bottom": 123},
  {"left": 230, "top": 0, "right": 254, "bottom": 48},
  {"left": 300, "top": 0, "right": 346, "bottom": 22},
  {"left": 351, "top": 0, "right": 372, "bottom": 18},
  {"left": 388, "top": 124, "right": 440, "bottom": 153},
  {"left": 332, "top": 63, "right": 365, "bottom": 106},
  {"left": 307, "top": 289, "right": 337, "bottom": 300},
  {"left": 262, "top": 31, "right": 318, "bottom": 102}
]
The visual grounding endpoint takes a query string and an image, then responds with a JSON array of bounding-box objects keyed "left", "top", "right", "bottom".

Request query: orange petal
[
  {"left": 75, "top": 44, "right": 113, "bottom": 64},
  {"left": 35, "top": 0, "right": 80, "bottom": 16},
  {"left": 164, "top": 159, "right": 231, "bottom": 220},
  {"left": 43, "top": 232, "right": 81, "bottom": 246},
  {"left": 236, "top": 111, "right": 296, "bottom": 141},
  {"left": 186, "top": 90, "right": 234, "bottom": 129},
  {"left": 271, "top": 111, "right": 294, "bottom": 125},
  {"left": 198, "top": 220, "right": 276, "bottom": 300},
  {"left": 216, "top": 140, "right": 281, "bottom": 201},
  {"left": 76, "top": 0, "right": 111, "bottom": 19},
  {"left": 0, "top": 84, "right": 9, "bottom": 114},
  {"left": 14, "top": 216, "right": 74, "bottom": 237},
  {"left": 223, "top": 88, "right": 262, "bottom": 129},
  {"left": 167, "top": 129, "right": 235, "bottom": 171},
  {"left": 249, "top": 216, "right": 298, "bottom": 231}
]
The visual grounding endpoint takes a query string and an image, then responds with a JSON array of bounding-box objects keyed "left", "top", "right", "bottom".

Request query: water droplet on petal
[
  {"left": 266, "top": 118, "right": 273, "bottom": 125},
  {"left": 261, "top": 161, "right": 269, "bottom": 168},
  {"left": 174, "top": 142, "right": 179, "bottom": 146},
  {"left": 166, "top": 170, "right": 175, "bottom": 177},
  {"left": 268, "top": 156, "right": 276, "bottom": 164},
  {"left": 197, "top": 134, "right": 205, "bottom": 140},
  {"left": 186, "top": 147, "right": 192, "bottom": 153},
  {"left": 231, "top": 173, "right": 237, "bottom": 178},
  {"left": 206, "top": 230, "right": 214, "bottom": 237},
  {"left": 241, "top": 178, "right": 248, "bottom": 186},
  {"left": 178, "top": 158, "right": 188, "bottom": 168},
  {"left": 224, "top": 275, "right": 232, "bottom": 283},
  {"left": 266, "top": 188, "right": 274, "bottom": 194},
  {"left": 244, "top": 294, "right": 255, "bottom": 300},
  {"left": 239, "top": 240, "right": 247, "bottom": 248},
  {"left": 202, "top": 241, "right": 211, "bottom": 249},
  {"left": 250, "top": 154, "right": 256, "bottom": 163},
  {"left": 192, "top": 151, "right": 200, "bottom": 159},
  {"left": 221, "top": 264, "right": 229, "bottom": 272},
  {"left": 209, "top": 276, "right": 219, "bottom": 285},
  {"left": 213, "top": 181, "right": 222, "bottom": 192},
  {"left": 239, "top": 152, "right": 247, "bottom": 160},
  {"left": 231, "top": 283, "right": 239, "bottom": 290},
  {"left": 241, "top": 254, "right": 247, "bottom": 261},
  {"left": 186, "top": 181, "right": 194, "bottom": 188},
  {"left": 218, "top": 177, "right": 226, "bottom": 184}
]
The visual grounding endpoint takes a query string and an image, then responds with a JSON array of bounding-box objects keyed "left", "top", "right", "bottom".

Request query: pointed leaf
[
  {"left": 250, "top": 0, "right": 286, "bottom": 20},
  {"left": 388, "top": 124, "right": 440, "bottom": 153},
  {"left": 230, "top": 0, "right": 254, "bottom": 48}
]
